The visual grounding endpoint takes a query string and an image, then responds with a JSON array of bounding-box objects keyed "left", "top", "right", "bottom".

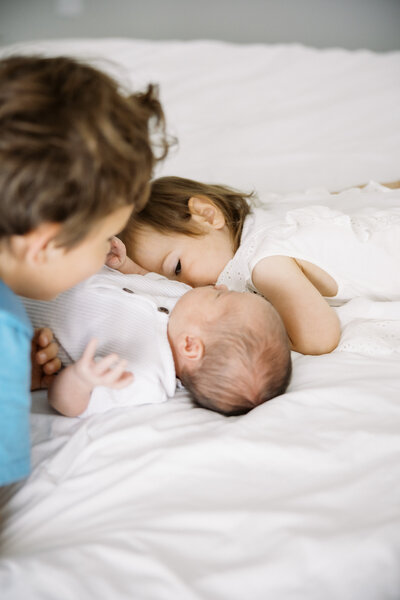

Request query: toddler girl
[{"left": 119, "top": 177, "right": 400, "bottom": 355}]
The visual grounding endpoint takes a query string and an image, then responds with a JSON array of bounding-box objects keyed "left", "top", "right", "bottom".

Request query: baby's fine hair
[
  {"left": 121, "top": 176, "right": 254, "bottom": 252},
  {"left": 180, "top": 302, "right": 292, "bottom": 416},
  {"left": 0, "top": 55, "right": 169, "bottom": 248}
]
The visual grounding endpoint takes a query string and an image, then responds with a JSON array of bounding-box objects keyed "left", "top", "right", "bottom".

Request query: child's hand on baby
[
  {"left": 31, "top": 327, "right": 62, "bottom": 390},
  {"left": 73, "top": 338, "right": 134, "bottom": 390}
]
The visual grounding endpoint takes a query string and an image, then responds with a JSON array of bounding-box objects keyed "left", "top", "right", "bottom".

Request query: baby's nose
[{"left": 214, "top": 284, "right": 228, "bottom": 291}]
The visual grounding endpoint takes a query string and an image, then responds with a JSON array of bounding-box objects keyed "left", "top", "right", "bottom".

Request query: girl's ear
[{"left": 188, "top": 196, "right": 226, "bottom": 230}]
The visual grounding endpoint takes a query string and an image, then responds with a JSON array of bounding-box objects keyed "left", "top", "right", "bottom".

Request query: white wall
[{"left": 0, "top": 0, "right": 399, "bottom": 51}]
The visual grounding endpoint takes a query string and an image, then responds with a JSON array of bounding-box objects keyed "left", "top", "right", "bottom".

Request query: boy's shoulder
[{"left": 0, "top": 280, "right": 32, "bottom": 334}]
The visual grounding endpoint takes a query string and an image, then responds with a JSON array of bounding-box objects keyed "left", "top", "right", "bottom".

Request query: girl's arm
[
  {"left": 48, "top": 339, "right": 133, "bottom": 417},
  {"left": 252, "top": 256, "right": 341, "bottom": 355}
]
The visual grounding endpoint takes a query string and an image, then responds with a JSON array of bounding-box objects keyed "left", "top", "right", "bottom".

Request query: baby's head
[{"left": 168, "top": 286, "right": 291, "bottom": 416}]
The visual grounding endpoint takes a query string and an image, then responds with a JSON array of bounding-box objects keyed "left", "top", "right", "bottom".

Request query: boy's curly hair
[{"left": 0, "top": 55, "right": 170, "bottom": 247}]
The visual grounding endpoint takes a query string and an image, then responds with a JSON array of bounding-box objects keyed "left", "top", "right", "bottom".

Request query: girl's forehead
[
  {"left": 138, "top": 225, "right": 180, "bottom": 242},
  {"left": 147, "top": 228, "right": 200, "bottom": 248},
  {"left": 132, "top": 225, "right": 170, "bottom": 249}
]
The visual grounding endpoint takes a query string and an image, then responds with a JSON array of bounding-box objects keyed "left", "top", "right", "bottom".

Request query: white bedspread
[{"left": 1, "top": 39, "right": 400, "bottom": 600}]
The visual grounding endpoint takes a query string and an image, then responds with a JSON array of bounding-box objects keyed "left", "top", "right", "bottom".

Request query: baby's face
[{"left": 128, "top": 224, "right": 234, "bottom": 287}]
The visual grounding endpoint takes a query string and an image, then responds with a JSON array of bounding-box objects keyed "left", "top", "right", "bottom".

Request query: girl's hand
[
  {"left": 106, "top": 236, "right": 149, "bottom": 275},
  {"left": 31, "top": 327, "right": 62, "bottom": 390},
  {"left": 73, "top": 338, "right": 134, "bottom": 390},
  {"left": 105, "top": 236, "right": 127, "bottom": 270}
]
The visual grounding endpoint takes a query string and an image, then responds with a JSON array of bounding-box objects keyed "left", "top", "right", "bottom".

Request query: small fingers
[
  {"left": 37, "top": 327, "right": 54, "bottom": 348},
  {"left": 42, "top": 356, "right": 62, "bottom": 375},
  {"left": 78, "top": 344, "right": 133, "bottom": 389},
  {"left": 93, "top": 353, "right": 120, "bottom": 376},
  {"left": 36, "top": 341, "right": 59, "bottom": 364},
  {"left": 81, "top": 339, "right": 98, "bottom": 365},
  {"left": 108, "top": 370, "right": 134, "bottom": 389},
  {"left": 105, "top": 237, "right": 126, "bottom": 269},
  {"left": 101, "top": 359, "right": 128, "bottom": 386},
  {"left": 106, "top": 254, "right": 120, "bottom": 268},
  {"left": 111, "top": 236, "right": 126, "bottom": 257}
]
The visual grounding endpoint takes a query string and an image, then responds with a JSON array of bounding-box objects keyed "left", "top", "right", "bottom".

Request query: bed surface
[{"left": 1, "top": 38, "right": 400, "bottom": 600}]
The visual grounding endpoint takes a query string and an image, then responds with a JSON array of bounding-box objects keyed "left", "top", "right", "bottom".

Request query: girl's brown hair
[
  {"left": 0, "top": 55, "right": 170, "bottom": 247},
  {"left": 121, "top": 176, "right": 254, "bottom": 252}
]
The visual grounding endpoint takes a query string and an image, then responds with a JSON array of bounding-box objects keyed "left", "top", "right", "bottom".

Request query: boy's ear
[
  {"left": 24, "top": 223, "right": 63, "bottom": 265},
  {"left": 188, "top": 196, "right": 226, "bottom": 230},
  {"left": 177, "top": 334, "right": 204, "bottom": 365}
]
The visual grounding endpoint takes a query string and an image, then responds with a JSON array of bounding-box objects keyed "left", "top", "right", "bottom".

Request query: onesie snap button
[
  {"left": 157, "top": 306, "right": 169, "bottom": 314},
  {"left": 122, "top": 287, "right": 134, "bottom": 294}
]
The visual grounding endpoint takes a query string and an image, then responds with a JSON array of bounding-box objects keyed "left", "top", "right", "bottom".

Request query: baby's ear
[
  {"left": 188, "top": 196, "right": 225, "bottom": 230},
  {"left": 177, "top": 334, "right": 204, "bottom": 366}
]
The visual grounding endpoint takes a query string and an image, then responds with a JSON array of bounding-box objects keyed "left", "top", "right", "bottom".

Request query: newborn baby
[{"left": 23, "top": 243, "right": 291, "bottom": 417}]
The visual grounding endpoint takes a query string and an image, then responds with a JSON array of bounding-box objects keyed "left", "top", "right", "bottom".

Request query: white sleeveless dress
[{"left": 217, "top": 203, "right": 400, "bottom": 304}]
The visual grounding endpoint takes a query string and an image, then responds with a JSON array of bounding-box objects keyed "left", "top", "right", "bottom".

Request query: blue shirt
[{"left": 0, "top": 280, "right": 33, "bottom": 486}]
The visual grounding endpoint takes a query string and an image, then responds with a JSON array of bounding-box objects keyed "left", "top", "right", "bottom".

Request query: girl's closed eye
[{"left": 175, "top": 260, "right": 182, "bottom": 276}]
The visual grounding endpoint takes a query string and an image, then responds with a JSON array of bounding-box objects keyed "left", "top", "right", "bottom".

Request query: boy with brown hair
[{"left": 0, "top": 54, "right": 168, "bottom": 486}]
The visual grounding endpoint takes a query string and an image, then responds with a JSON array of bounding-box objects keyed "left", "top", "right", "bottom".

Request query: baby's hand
[
  {"left": 73, "top": 339, "right": 134, "bottom": 390},
  {"left": 31, "top": 327, "right": 62, "bottom": 390},
  {"left": 105, "top": 236, "right": 127, "bottom": 270}
]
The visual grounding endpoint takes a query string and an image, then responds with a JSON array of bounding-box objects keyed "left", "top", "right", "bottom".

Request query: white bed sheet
[{"left": 1, "top": 39, "right": 400, "bottom": 600}]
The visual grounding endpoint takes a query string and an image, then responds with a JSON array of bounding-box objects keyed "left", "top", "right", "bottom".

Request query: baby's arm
[
  {"left": 252, "top": 256, "right": 341, "bottom": 355},
  {"left": 106, "top": 236, "right": 148, "bottom": 275},
  {"left": 48, "top": 339, "right": 133, "bottom": 417}
]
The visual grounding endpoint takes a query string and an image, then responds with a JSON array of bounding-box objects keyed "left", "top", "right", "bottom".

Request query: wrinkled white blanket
[
  {"left": 337, "top": 298, "right": 400, "bottom": 356},
  {"left": 1, "top": 39, "right": 400, "bottom": 600}
]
